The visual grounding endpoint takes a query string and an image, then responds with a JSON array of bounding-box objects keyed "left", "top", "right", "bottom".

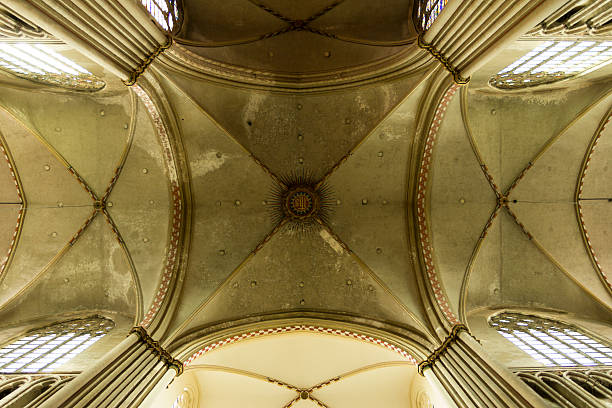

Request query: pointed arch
[{"left": 489, "top": 312, "right": 612, "bottom": 367}]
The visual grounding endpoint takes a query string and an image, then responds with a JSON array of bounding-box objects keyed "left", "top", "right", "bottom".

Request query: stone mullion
[
  {"left": 559, "top": 330, "right": 610, "bottom": 362},
  {"left": 540, "top": 372, "right": 606, "bottom": 407},
  {"left": 0, "top": 334, "right": 45, "bottom": 371},
  {"left": 19, "top": 332, "right": 89, "bottom": 373},
  {"left": 519, "top": 373, "right": 576, "bottom": 408},
  {"left": 5, "top": 332, "right": 77, "bottom": 374},
  {"left": 539, "top": 330, "right": 590, "bottom": 365},
  {"left": 528, "top": 42, "right": 561, "bottom": 73},
  {"left": 506, "top": 330, "right": 557, "bottom": 365},
  {"left": 534, "top": 42, "right": 601, "bottom": 74}
]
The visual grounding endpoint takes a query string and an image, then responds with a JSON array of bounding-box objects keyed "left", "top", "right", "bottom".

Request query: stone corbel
[
  {"left": 417, "top": 324, "right": 469, "bottom": 375},
  {"left": 130, "top": 326, "right": 183, "bottom": 375}
]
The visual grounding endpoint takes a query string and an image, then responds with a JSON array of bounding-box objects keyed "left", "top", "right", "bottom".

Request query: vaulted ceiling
[
  {"left": 0, "top": 0, "right": 610, "bottom": 379},
  {"left": 172, "top": 0, "right": 418, "bottom": 85},
  {"left": 0, "top": 73, "right": 169, "bottom": 338},
  {"left": 430, "top": 61, "right": 612, "bottom": 322}
]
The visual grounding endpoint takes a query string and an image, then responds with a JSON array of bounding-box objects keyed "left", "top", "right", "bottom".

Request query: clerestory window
[
  {"left": 140, "top": 0, "right": 180, "bottom": 32},
  {"left": 490, "top": 313, "right": 612, "bottom": 367},
  {"left": 0, "top": 43, "right": 105, "bottom": 91},
  {"left": 0, "top": 317, "right": 114, "bottom": 374},
  {"left": 489, "top": 41, "right": 612, "bottom": 89},
  {"left": 417, "top": 0, "right": 449, "bottom": 31}
]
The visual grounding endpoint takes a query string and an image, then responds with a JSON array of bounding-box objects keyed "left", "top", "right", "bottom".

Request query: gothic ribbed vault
[{"left": 0, "top": 0, "right": 611, "bottom": 407}]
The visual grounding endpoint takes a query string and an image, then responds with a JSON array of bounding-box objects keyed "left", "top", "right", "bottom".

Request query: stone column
[
  {"left": 1, "top": 0, "right": 169, "bottom": 83},
  {"left": 417, "top": 0, "right": 567, "bottom": 84},
  {"left": 38, "top": 327, "right": 182, "bottom": 408},
  {"left": 418, "top": 325, "right": 548, "bottom": 408}
]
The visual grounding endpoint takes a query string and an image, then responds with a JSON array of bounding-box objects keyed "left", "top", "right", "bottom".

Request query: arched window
[
  {"left": 490, "top": 313, "right": 612, "bottom": 367},
  {"left": 417, "top": 0, "right": 449, "bottom": 31},
  {"left": 489, "top": 41, "right": 612, "bottom": 89},
  {"left": 0, "top": 43, "right": 105, "bottom": 91},
  {"left": 140, "top": 0, "right": 180, "bottom": 32},
  {"left": 0, "top": 317, "right": 114, "bottom": 373}
]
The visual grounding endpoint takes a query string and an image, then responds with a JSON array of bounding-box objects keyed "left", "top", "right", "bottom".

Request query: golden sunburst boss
[
  {"left": 268, "top": 172, "right": 333, "bottom": 230},
  {"left": 285, "top": 187, "right": 317, "bottom": 218}
]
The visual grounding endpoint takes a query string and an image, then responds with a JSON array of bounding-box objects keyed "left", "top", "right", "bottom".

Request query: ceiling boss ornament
[
  {"left": 286, "top": 187, "right": 316, "bottom": 218},
  {"left": 268, "top": 171, "right": 333, "bottom": 232}
]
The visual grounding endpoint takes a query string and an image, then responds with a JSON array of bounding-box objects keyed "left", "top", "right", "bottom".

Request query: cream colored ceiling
[
  {"left": 148, "top": 331, "right": 431, "bottom": 408},
  {"left": 428, "top": 41, "right": 612, "bottom": 327}
]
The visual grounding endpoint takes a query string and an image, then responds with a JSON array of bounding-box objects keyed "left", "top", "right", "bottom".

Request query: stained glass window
[
  {"left": 0, "top": 43, "right": 105, "bottom": 91},
  {"left": 417, "top": 0, "right": 449, "bottom": 31},
  {"left": 490, "top": 313, "right": 612, "bottom": 367},
  {"left": 141, "top": 0, "right": 180, "bottom": 32},
  {"left": 0, "top": 317, "right": 114, "bottom": 374},
  {"left": 490, "top": 41, "right": 612, "bottom": 89}
]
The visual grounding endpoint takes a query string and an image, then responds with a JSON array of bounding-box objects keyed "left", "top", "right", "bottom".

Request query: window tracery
[
  {"left": 140, "top": 0, "right": 181, "bottom": 32},
  {"left": 0, "top": 43, "right": 105, "bottom": 91},
  {"left": 489, "top": 40, "right": 612, "bottom": 89},
  {"left": 490, "top": 313, "right": 612, "bottom": 367},
  {"left": 0, "top": 374, "right": 75, "bottom": 407},
  {"left": 416, "top": 0, "right": 449, "bottom": 31},
  {"left": 0, "top": 317, "right": 114, "bottom": 374}
]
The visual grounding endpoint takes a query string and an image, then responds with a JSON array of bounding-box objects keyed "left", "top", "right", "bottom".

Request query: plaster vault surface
[
  {"left": 157, "top": 65, "right": 435, "bottom": 342},
  {"left": 0, "top": 0, "right": 611, "bottom": 391}
]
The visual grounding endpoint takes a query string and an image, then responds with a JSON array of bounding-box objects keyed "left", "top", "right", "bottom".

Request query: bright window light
[
  {"left": 141, "top": 0, "right": 180, "bottom": 32},
  {"left": 490, "top": 313, "right": 612, "bottom": 367},
  {"left": 0, "top": 44, "right": 105, "bottom": 90},
  {"left": 417, "top": 0, "right": 449, "bottom": 31},
  {"left": 490, "top": 41, "right": 612, "bottom": 89},
  {"left": 0, "top": 317, "right": 114, "bottom": 374}
]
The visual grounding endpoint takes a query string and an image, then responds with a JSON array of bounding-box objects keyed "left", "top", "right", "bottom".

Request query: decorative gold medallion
[
  {"left": 286, "top": 188, "right": 317, "bottom": 218},
  {"left": 268, "top": 171, "right": 333, "bottom": 232}
]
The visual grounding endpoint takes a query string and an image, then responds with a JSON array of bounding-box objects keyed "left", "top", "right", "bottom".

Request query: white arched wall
[{"left": 144, "top": 326, "right": 443, "bottom": 408}]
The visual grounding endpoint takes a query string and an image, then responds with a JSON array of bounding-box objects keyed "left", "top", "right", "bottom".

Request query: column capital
[
  {"left": 418, "top": 324, "right": 470, "bottom": 375},
  {"left": 417, "top": 34, "right": 470, "bottom": 85},
  {"left": 123, "top": 36, "right": 173, "bottom": 87},
  {"left": 130, "top": 326, "right": 183, "bottom": 375}
]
